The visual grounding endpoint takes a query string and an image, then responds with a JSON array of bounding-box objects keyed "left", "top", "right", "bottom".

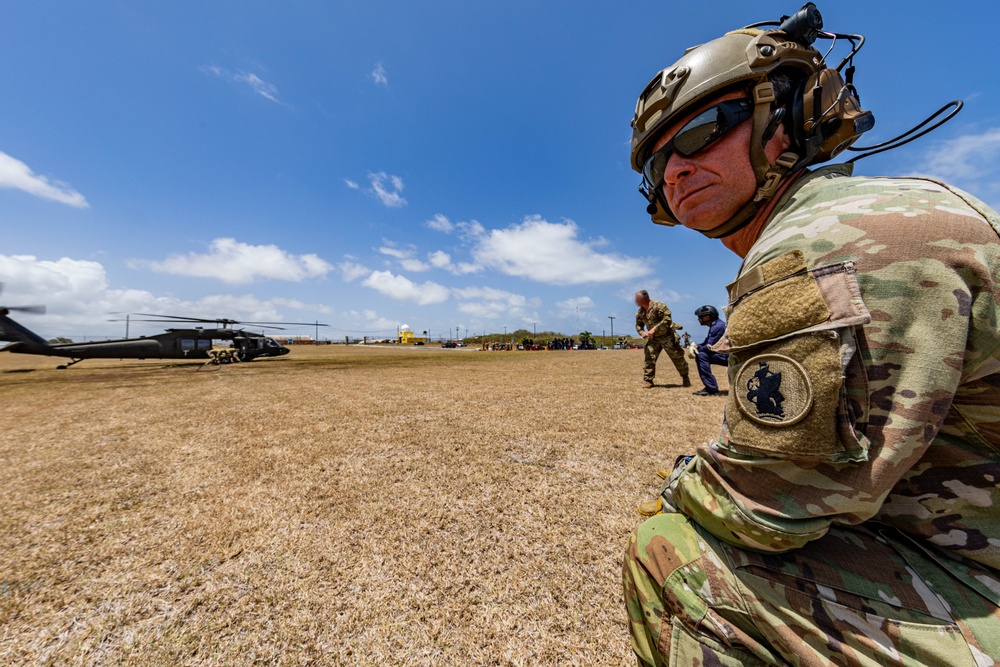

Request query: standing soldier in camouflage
[
  {"left": 635, "top": 290, "right": 690, "bottom": 389},
  {"left": 622, "top": 5, "right": 1000, "bottom": 666}
]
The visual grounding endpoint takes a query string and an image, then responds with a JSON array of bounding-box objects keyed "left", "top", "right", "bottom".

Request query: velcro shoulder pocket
[{"left": 719, "top": 251, "right": 872, "bottom": 463}]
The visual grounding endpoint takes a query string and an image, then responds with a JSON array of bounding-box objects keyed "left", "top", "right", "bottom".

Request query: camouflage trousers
[
  {"left": 623, "top": 514, "right": 1000, "bottom": 666},
  {"left": 643, "top": 336, "right": 689, "bottom": 383}
]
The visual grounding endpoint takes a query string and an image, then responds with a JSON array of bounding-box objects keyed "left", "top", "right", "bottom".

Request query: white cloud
[
  {"left": 555, "top": 296, "right": 595, "bottom": 317},
  {"left": 370, "top": 63, "right": 388, "bottom": 87},
  {"left": 0, "top": 151, "right": 88, "bottom": 208},
  {"left": 133, "top": 238, "right": 333, "bottom": 285},
  {"left": 361, "top": 270, "right": 449, "bottom": 305},
  {"left": 425, "top": 214, "right": 484, "bottom": 238},
  {"left": 367, "top": 171, "right": 407, "bottom": 208},
  {"left": 378, "top": 245, "right": 414, "bottom": 260},
  {"left": 400, "top": 258, "right": 430, "bottom": 272},
  {"left": 472, "top": 215, "right": 651, "bottom": 285},
  {"left": 426, "top": 214, "right": 454, "bottom": 233},
  {"left": 233, "top": 72, "right": 279, "bottom": 102},
  {"left": 914, "top": 127, "right": 1000, "bottom": 206},
  {"left": 426, "top": 249, "right": 481, "bottom": 275},
  {"left": 458, "top": 219, "right": 485, "bottom": 240},
  {"left": 338, "top": 261, "right": 370, "bottom": 282},
  {"left": 344, "top": 179, "right": 360, "bottom": 190},
  {"left": 378, "top": 242, "right": 476, "bottom": 275},
  {"left": 0, "top": 253, "right": 330, "bottom": 338},
  {"left": 428, "top": 250, "right": 452, "bottom": 268},
  {"left": 615, "top": 283, "right": 684, "bottom": 305},
  {"left": 343, "top": 309, "right": 398, "bottom": 333},
  {"left": 452, "top": 286, "right": 539, "bottom": 322},
  {"left": 201, "top": 65, "right": 282, "bottom": 104},
  {"left": 656, "top": 288, "right": 684, "bottom": 303},
  {"left": 424, "top": 215, "right": 487, "bottom": 269},
  {"left": 269, "top": 297, "right": 333, "bottom": 315}
]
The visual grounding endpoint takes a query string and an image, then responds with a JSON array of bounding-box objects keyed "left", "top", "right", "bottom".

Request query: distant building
[
  {"left": 397, "top": 324, "right": 428, "bottom": 345},
  {"left": 283, "top": 335, "right": 314, "bottom": 344}
]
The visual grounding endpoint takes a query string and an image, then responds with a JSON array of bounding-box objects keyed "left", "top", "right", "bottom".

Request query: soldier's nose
[{"left": 664, "top": 153, "right": 697, "bottom": 185}]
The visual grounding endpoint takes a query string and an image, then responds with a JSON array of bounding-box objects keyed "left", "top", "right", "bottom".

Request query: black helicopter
[{"left": 0, "top": 289, "right": 326, "bottom": 368}]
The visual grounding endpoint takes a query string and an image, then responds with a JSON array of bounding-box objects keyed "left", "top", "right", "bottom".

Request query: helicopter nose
[{"left": 279, "top": 347, "right": 290, "bottom": 355}]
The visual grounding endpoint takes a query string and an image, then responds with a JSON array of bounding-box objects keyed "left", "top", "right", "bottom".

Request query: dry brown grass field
[{"left": 1, "top": 344, "right": 729, "bottom": 666}]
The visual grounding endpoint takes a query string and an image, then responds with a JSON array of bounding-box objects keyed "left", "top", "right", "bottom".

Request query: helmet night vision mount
[{"left": 631, "top": 3, "right": 963, "bottom": 238}]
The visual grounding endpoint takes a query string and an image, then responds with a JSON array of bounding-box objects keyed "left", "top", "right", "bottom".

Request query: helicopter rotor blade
[
  {"left": 106, "top": 313, "right": 324, "bottom": 330},
  {"left": 0, "top": 285, "right": 47, "bottom": 315},
  {"left": 239, "top": 321, "right": 330, "bottom": 327},
  {"left": 128, "top": 313, "right": 226, "bottom": 323},
  {"left": 107, "top": 318, "right": 195, "bottom": 324}
]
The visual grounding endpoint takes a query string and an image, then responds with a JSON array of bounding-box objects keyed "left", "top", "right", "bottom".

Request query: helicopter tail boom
[{"left": 0, "top": 310, "right": 51, "bottom": 352}]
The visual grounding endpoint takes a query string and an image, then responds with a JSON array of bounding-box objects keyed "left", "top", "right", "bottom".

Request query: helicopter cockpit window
[{"left": 265, "top": 338, "right": 281, "bottom": 348}]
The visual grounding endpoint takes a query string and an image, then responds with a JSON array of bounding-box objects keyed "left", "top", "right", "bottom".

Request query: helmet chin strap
[{"left": 699, "top": 81, "right": 801, "bottom": 240}]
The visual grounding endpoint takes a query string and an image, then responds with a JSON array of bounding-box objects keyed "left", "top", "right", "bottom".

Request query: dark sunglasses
[{"left": 642, "top": 99, "right": 755, "bottom": 190}]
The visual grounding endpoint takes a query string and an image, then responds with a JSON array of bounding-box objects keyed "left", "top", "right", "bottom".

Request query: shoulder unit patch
[{"left": 735, "top": 353, "right": 813, "bottom": 427}]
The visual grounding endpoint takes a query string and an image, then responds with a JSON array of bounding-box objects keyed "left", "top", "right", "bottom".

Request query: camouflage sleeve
[
  {"left": 671, "top": 202, "right": 1000, "bottom": 553},
  {"left": 635, "top": 309, "right": 644, "bottom": 335},
  {"left": 648, "top": 303, "right": 672, "bottom": 334}
]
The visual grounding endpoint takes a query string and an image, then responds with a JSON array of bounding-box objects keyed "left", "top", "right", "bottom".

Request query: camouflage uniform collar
[
  {"left": 738, "top": 164, "right": 855, "bottom": 272},
  {"left": 769, "top": 164, "right": 854, "bottom": 219}
]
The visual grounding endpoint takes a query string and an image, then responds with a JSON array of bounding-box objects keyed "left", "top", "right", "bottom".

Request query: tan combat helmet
[{"left": 631, "top": 3, "right": 874, "bottom": 238}]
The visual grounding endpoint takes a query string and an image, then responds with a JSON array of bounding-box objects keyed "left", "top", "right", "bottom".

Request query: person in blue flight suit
[{"left": 692, "top": 305, "right": 728, "bottom": 396}]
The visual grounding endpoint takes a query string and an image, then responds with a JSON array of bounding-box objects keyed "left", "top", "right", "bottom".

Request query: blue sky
[{"left": 2, "top": 1, "right": 998, "bottom": 341}]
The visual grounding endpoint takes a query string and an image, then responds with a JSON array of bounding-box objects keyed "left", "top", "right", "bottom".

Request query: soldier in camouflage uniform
[
  {"left": 623, "top": 8, "right": 1000, "bottom": 666},
  {"left": 636, "top": 289, "right": 691, "bottom": 389}
]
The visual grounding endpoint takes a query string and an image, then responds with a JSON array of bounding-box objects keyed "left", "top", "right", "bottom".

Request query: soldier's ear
[{"left": 766, "top": 121, "right": 793, "bottom": 155}]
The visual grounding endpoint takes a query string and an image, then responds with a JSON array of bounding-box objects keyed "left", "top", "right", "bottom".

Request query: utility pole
[
  {"left": 532, "top": 322, "right": 537, "bottom": 336},
  {"left": 503, "top": 324, "right": 507, "bottom": 337},
  {"left": 315, "top": 320, "right": 319, "bottom": 344},
  {"left": 125, "top": 313, "right": 130, "bottom": 338},
  {"left": 609, "top": 315, "right": 616, "bottom": 344}
]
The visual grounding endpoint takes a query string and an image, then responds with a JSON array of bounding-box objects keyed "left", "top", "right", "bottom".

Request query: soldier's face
[{"left": 651, "top": 91, "right": 791, "bottom": 232}]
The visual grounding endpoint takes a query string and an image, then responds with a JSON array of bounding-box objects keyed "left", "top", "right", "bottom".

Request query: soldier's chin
[
  {"left": 677, "top": 205, "right": 726, "bottom": 232},
  {"left": 675, "top": 195, "right": 743, "bottom": 233}
]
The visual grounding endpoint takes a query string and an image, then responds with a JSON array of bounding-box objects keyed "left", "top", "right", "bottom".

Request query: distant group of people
[
  {"left": 547, "top": 337, "right": 574, "bottom": 350},
  {"left": 480, "top": 337, "right": 599, "bottom": 351}
]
